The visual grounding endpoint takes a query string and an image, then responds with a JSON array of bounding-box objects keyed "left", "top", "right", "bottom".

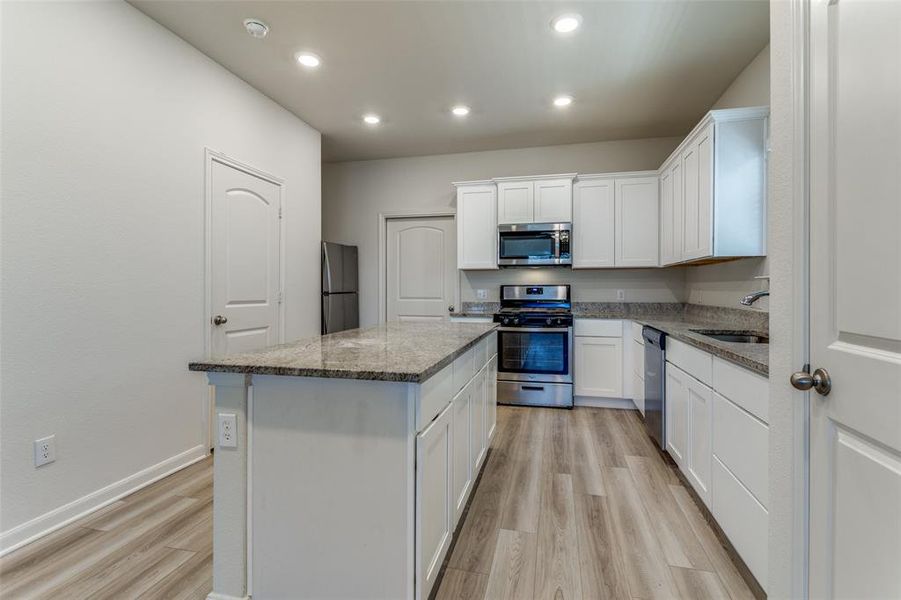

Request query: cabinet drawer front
[
  {"left": 419, "top": 363, "right": 454, "bottom": 431},
  {"left": 453, "top": 346, "right": 476, "bottom": 393},
  {"left": 574, "top": 318, "right": 623, "bottom": 337},
  {"left": 666, "top": 338, "right": 712, "bottom": 386},
  {"left": 631, "top": 321, "right": 645, "bottom": 344},
  {"left": 713, "top": 392, "right": 769, "bottom": 507},
  {"left": 712, "top": 456, "right": 768, "bottom": 590},
  {"left": 713, "top": 357, "right": 769, "bottom": 423}
]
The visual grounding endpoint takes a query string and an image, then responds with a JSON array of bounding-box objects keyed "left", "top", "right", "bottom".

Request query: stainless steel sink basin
[{"left": 690, "top": 329, "right": 770, "bottom": 344}]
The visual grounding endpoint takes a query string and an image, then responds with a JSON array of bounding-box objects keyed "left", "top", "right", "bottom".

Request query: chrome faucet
[{"left": 740, "top": 290, "right": 769, "bottom": 306}]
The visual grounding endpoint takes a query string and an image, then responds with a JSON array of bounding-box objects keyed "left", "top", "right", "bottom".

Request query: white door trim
[{"left": 378, "top": 210, "right": 458, "bottom": 324}]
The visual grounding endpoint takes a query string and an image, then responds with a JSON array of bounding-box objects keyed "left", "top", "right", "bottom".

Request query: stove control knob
[
  {"left": 546, "top": 318, "right": 553, "bottom": 325},
  {"left": 502, "top": 317, "right": 510, "bottom": 326},
  {"left": 512, "top": 317, "right": 520, "bottom": 325},
  {"left": 556, "top": 318, "right": 564, "bottom": 326}
]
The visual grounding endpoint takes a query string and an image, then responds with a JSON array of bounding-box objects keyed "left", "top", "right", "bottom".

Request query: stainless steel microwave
[{"left": 497, "top": 223, "right": 572, "bottom": 266}]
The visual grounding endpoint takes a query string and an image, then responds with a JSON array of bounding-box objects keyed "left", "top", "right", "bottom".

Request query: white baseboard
[
  {"left": 574, "top": 396, "right": 638, "bottom": 410},
  {"left": 0, "top": 444, "right": 208, "bottom": 557},
  {"left": 207, "top": 593, "right": 250, "bottom": 600}
]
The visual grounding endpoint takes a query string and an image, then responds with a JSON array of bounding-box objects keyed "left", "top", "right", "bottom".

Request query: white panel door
[
  {"left": 497, "top": 181, "right": 534, "bottom": 224},
  {"left": 387, "top": 217, "right": 456, "bottom": 322},
  {"left": 416, "top": 402, "right": 453, "bottom": 600},
  {"left": 534, "top": 178, "right": 573, "bottom": 222},
  {"left": 451, "top": 384, "right": 472, "bottom": 526},
  {"left": 682, "top": 124, "right": 714, "bottom": 261},
  {"left": 686, "top": 376, "right": 712, "bottom": 507},
  {"left": 456, "top": 184, "right": 497, "bottom": 270},
  {"left": 574, "top": 336, "right": 623, "bottom": 398},
  {"left": 665, "top": 364, "right": 688, "bottom": 469},
  {"left": 572, "top": 178, "right": 615, "bottom": 268},
  {"left": 210, "top": 159, "right": 281, "bottom": 355},
  {"left": 615, "top": 176, "right": 659, "bottom": 267},
  {"left": 809, "top": 2, "right": 901, "bottom": 599}
]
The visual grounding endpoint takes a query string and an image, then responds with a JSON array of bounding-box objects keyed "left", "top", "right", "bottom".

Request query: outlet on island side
[
  {"left": 34, "top": 435, "right": 56, "bottom": 468},
  {"left": 218, "top": 413, "right": 238, "bottom": 448}
]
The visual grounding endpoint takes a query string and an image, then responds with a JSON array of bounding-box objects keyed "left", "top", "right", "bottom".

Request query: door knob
[
  {"left": 212, "top": 315, "right": 228, "bottom": 326},
  {"left": 790, "top": 367, "right": 831, "bottom": 396},
  {"left": 448, "top": 305, "right": 455, "bottom": 313}
]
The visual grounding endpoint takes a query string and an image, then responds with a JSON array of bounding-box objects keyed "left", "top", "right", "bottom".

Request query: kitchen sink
[{"left": 690, "top": 329, "right": 770, "bottom": 344}]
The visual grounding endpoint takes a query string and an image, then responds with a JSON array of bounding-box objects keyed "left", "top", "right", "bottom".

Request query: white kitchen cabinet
[
  {"left": 686, "top": 375, "right": 713, "bottom": 507},
  {"left": 572, "top": 177, "right": 615, "bottom": 268},
  {"left": 659, "top": 160, "right": 684, "bottom": 265},
  {"left": 631, "top": 338, "right": 645, "bottom": 415},
  {"left": 534, "top": 177, "right": 573, "bottom": 222},
  {"left": 496, "top": 180, "right": 534, "bottom": 224},
  {"left": 486, "top": 354, "right": 497, "bottom": 443},
  {"left": 658, "top": 107, "right": 768, "bottom": 265},
  {"left": 416, "top": 401, "right": 453, "bottom": 600},
  {"left": 665, "top": 364, "right": 689, "bottom": 469},
  {"left": 454, "top": 181, "right": 497, "bottom": 270},
  {"left": 495, "top": 174, "right": 575, "bottom": 225},
  {"left": 451, "top": 382, "right": 472, "bottom": 526},
  {"left": 574, "top": 336, "right": 623, "bottom": 398},
  {"left": 471, "top": 364, "right": 487, "bottom": 472},
  {"left": 615, "top": 176, "right": 659, "bottom": 267}
]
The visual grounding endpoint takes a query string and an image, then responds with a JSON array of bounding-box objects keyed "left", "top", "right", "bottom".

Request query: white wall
[
  {"left": 0, "top": 1, "right": 321, "bottom": 551},
  {"left": 323, "top": 137, "right": 681, "bottom": 326},
  {"left": 684, "top": 43, "right": 771, "bottom": 310}
]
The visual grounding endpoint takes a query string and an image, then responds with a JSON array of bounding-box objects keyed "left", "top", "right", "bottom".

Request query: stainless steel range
[{"left": 492, "top": 284, "right": 574, "bottom": 408}]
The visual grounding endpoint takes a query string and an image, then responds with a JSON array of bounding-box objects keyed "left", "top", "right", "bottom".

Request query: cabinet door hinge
[{"left": 278, "top": 206, "right": 283, "bottom": 219}]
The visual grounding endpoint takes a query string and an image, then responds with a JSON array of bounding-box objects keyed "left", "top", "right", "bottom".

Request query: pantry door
[
  {"left": 386, "top": 216, "right": 456, "bottom": 322},
  {"left": 808, "top": 2, "right": 901, "bottom": 598},
  {"left": 208, "top": 153, "right": 283, "bottom": 356}
]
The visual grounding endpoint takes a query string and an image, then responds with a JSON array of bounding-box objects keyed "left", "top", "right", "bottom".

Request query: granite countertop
[{"left": 189, "top": 321, "right": 498, "bottom": 383}]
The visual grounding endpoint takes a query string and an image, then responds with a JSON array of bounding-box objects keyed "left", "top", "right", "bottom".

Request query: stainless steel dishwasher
[{"left": 642, "top": 327, "right": 666, "bottom": 450}]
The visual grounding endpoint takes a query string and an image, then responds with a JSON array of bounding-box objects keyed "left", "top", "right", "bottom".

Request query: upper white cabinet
[
  {"left": 495, "top": 174, "right": 575, "bottom": 225},
  {"left": 615, "top": 176, "right": 660, "bottom": 267},
  {"left": 659, "top": 107, "right": 769, "bottom": 265},
  {"left": 454, "top": 181, "right": 498, "bottom": 270},
  {"left": 573, "top": 173, "right": 658, "bottom": 269}
]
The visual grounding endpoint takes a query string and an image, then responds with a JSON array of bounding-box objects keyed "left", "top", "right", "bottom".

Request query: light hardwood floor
[
  {"left": 0, "top": 406, "right": 756, "bottom": 600},
  {"left": 0, "top": 457, "right": 213, "bottom": 599},
  {"left": 435, "top": 406, "right": 757, "bottom": 600}
]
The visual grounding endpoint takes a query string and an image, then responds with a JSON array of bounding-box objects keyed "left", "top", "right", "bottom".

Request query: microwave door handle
[{"left": 554, "top": 232, "right": 560, "bottom": 258}]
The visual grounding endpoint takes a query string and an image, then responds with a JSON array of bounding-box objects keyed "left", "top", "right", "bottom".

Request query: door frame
[
  {"left": 377, "top": 210, "right": 459, "bottom": 324},
  {"left": 769, "top": 1, "right": 811, "bottom": 597}
]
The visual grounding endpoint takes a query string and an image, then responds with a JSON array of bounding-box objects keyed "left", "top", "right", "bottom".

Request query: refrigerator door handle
[
  {"left": 322, "top": 294, "right": 330, "bottom": 334},
  {"left": 322, "top": 243, "right": 334, "bottom": 294}
]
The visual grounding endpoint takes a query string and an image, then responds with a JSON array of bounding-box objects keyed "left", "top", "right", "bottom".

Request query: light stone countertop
[{"left": 189, "top": 321, "right": 498, "bottom": 383}]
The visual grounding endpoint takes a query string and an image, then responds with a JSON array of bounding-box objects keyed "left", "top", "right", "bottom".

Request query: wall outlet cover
[
  {"left": 476, "top": 289, "right": 488, "bottom": 300},
  {"left": 616, "top": 289, "right": 626, "bottom": 301},
  {"left": 218, "top": 413, "right": 238, "bottom": 448},
  {"left": 34, "top": 435, "right": 56, "bottom": 468}
]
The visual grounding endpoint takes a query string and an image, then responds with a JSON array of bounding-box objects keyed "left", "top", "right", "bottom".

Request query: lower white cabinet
[
  {"left": 416, "top": 402, "right": 453, "bottom": 599},
  {"left": 471, "top": 364, "right": 487, "bottom": 473},
  {"left": 631, "top": 336, "right": 645, "bottom": 415},
  {"left": 685, "top": 376, "right": 712, "bottom": 506},
  {"left": 486, "top": 355, "right": 497, "bottom": 442},
  {"left": 665, "top": 364, "right": 689, "bottom": 468},
  {"left": 451, "top": 382, "right": 472, "bottom": 526},
  {"left": 574, "top": 336, "right": 623, "bottom": 398}
]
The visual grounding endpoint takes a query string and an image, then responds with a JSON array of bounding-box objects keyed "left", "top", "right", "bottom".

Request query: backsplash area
[{"left": 461, "top": 268, "right": 686, "bottom": 303}]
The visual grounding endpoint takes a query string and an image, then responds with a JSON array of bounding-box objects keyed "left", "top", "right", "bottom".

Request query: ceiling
[{"left": 129, "top": 1, "right": 769, "bottom": 162}]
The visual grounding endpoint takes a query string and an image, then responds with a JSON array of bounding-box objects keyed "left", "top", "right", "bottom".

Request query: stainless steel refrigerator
[{"left": 321, "top": 242, "right": 359, "bottom": 334}]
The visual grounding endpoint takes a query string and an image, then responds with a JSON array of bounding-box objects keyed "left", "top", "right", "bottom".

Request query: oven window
[
  {"left": 498, "top": 330, "right": 569, "bottom": 375},
  {"left": 499, "top": 234, "right": 555, "bottom": 258}
]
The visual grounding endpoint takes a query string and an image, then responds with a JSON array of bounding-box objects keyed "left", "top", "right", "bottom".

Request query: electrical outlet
[
  {"left": 218, "top": 413, "right": 237, "bottom": 448},
  {"left": 476, "top": 289, "right": 488, "bottom": 300},
  {"left": 34, "top": 435, "right": 56, "bottom": 467},
  {"left": 616, "top": 289, "right": 626, "bottom": 301}
]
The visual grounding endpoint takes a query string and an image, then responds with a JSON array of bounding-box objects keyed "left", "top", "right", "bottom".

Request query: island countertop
[{"left": 189, "top": 321, "right": 498, "bottom": 383}]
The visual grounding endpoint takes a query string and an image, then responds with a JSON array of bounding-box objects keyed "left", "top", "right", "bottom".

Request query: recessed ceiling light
[
  {"left": 551, "top": 14, "right": 582, "bottom": 34},
  {"left": 553, "top": 95, "right": 574, "bottom": 107},
  {"left": 243, "top": 18, "right": 270, "bottom": 39},
  {"left": 362, "top": 114, "right": 381, "bottom": 125},
  {"left": 451, "top": 105, "right": 470, "bottom": 117},
  {"left": 295, "top": 52, "right": 322, "bottom": 68}
]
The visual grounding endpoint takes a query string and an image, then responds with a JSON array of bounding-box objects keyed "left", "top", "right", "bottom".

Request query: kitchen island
[{"left": 189, "top": 321, "right": 498, "bottom": 600}]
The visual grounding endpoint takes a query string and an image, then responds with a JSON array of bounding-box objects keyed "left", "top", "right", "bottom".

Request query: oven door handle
[{"left": 496, "top": 326, "right": 572, "bottom": 333}]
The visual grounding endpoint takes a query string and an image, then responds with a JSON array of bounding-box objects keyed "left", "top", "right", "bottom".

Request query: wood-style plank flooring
[
  {"left": 0, "top": 457, "right": 213, "bottom": 599},
  {"left": 1, "top": 407, "right": 755, "bottom": 600},
  {"left": 436, "top": 406, "right": 756, "bottom": 600}
]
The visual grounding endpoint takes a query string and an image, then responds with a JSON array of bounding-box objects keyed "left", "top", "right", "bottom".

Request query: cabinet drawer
[
  {"left": 574, "top": 319, "right": 623, "bottom": 337},
  {"left": 419, "top": 363, "right": 453, "bottom": 431},
  {"left": 713, "top": 392, "right": 769, "bottom": 507},
  {"left": 712, "top": 456, "right": 768, "bottom": 590},
  {"left": 453, "top": 346, "right": 476, "bottom": 392},
  {"left": 713, "top": 357, "right": 769, "bottom": 423},
  {"left": 631, "top": 321, "right": 645, "bottom": 344},
  {"left": 667, "top": 338, "right": 712, "bottom": 386}
]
